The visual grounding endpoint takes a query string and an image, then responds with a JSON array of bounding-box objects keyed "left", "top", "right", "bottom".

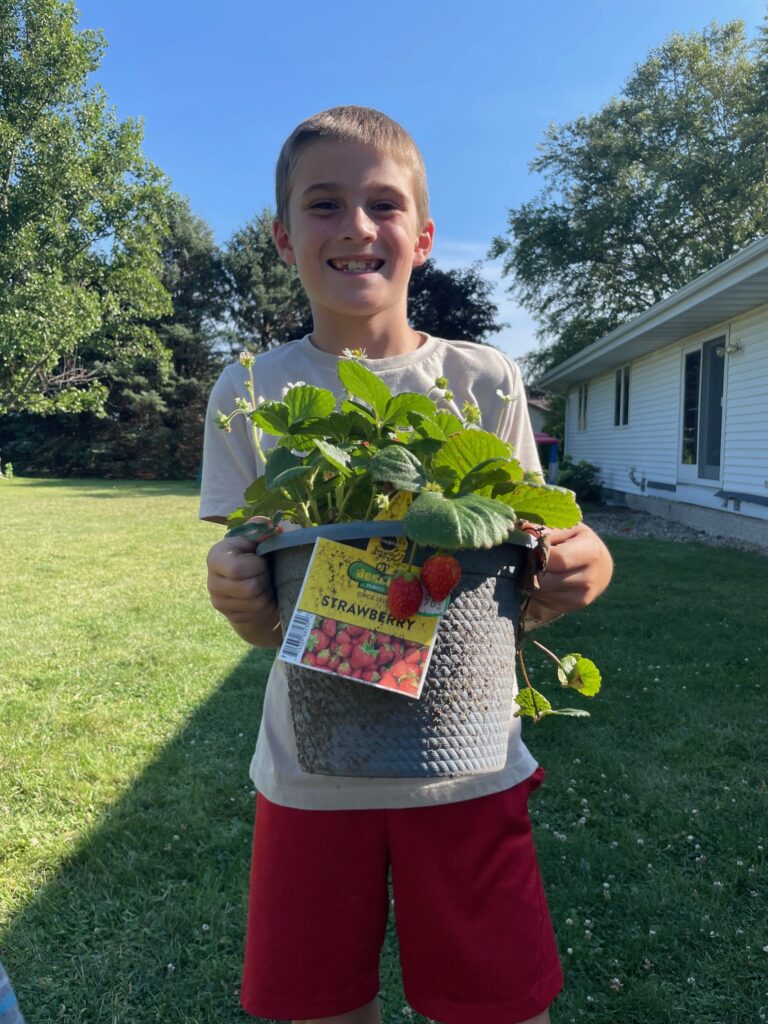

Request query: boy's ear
[
  {"left": 273, "top": 218, "right": 296, "bottom": 265},
  {"left": 411, "top": 220, "right": 435, "bottom": 268}
]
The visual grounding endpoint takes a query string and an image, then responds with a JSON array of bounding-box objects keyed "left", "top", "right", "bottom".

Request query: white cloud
[{"left": 429, "top": 238, "right": 540, "bottom": 364}]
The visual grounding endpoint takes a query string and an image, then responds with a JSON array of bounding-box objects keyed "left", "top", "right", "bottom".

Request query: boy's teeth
[{"left": 331, "top": 259, "right": 382, "bottom": 272}]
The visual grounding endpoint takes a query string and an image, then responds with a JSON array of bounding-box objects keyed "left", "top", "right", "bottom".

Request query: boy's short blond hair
[{"left": 275, "top": 106, "right": 430, "bottom": 228}]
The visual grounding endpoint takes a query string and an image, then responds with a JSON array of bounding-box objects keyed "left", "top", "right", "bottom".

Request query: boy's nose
[{"left": 339, "top": 205, "right": 375, "bottom": 241}]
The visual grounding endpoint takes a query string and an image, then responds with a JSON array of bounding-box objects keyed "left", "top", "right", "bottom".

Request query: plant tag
[{"left": 278, "top": 536, "right": 444, "bottom": 699}]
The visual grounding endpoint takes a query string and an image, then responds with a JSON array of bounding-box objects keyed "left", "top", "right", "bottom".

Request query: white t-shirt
[{"left": 200, "top": 334, "right": 541, "bottom": 809}]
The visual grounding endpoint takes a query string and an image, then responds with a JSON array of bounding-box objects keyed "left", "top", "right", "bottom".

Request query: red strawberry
[
  {"left": 335, "top": 641, "right": 352, "bottom": 659},
  {"left": 387, "top": 572, "right": 423, "bottom": 620},
  {"left": 302, "top": 651, "right": 317, "bottom": 666},
  {"left": 390, "top": 658, "right": 414, "bottom": 677},
  {"left": 420, "top": 554, "right": 462, "bottom": 602},
  {"left": 336, "top": 629, "right": 352, "bottom": 645},
  {"left": 361, "top": 669, "right": 381, "bottom": 683},
  {"left": 346, "top": 625, "right": 364, "bottom": 637},
  {"left": 337, "top": 660, "right": 352, "bottom": 676},
  {"left": 405, "top": 648, "right": 422, "bottom": 664},
  {"left": 327, "top": 655, "right": 341, "bottom": 671},
  {"left": 350, "top": 642, "right": 379, "bottom": 670},
  {"left": 306, "top": 629, "right": 330, "bottom": 652},
  {"left": 314, "top": 648, "right": 332, "bottom": 667},
  {"left": 321, "top": 619, "right": 337, "bottom": 638},
  {"left": 376, "top": 643, "right": 395, "bottom": 667}
]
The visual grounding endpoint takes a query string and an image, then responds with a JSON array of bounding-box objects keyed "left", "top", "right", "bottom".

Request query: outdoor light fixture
[{"left": 715, "top": 338, "right": 743, "bottom": 357}]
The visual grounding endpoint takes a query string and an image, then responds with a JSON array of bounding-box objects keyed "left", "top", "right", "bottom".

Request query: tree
[
  {"left": 407, "top": 259, "right": 505, "bottom": 342},
  {"left": 222, "top": 209, "right": 312, "bottom": 352},
  {"left": 0, "top": 196, "right": 226, "bottom": 478},
  {"left": 0, "top": 0, "right": 173, "bottom": 414},
  {"left": 492, "top": 19, "right": 768, "bottom": 374}
]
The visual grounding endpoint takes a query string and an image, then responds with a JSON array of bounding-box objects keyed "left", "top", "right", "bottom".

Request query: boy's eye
[{"left": 309, "top": 200, "right": 338, "bottom": 211}]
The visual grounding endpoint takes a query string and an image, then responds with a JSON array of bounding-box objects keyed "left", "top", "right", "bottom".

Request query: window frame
[
  {"left": 577, "top": 383, "right": 589, "bottom": 431},
  {"left": 614, "top": 364, "right": 631, "bottom": 427}
]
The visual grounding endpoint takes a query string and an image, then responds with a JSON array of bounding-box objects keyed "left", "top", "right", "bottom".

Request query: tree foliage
[
  {"left": 222, "top": 208, "right": 312, "bottom": 352},
  {"left": 0, "top": 196, "right": 225, "bottom": 478},
  {"left": 0, "top": 0, "right": 174, "bottom": 414},
  {"left": 492, "top": 19, "right": 768, "bottom": 374},
  {"left": 407, "top": 258, "right": 504, "bottom": 342}
]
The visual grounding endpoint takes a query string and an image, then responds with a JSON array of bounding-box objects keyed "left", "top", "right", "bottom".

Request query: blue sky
[{"left": 76, "top": 0, "right": 766, "bottom": 360}]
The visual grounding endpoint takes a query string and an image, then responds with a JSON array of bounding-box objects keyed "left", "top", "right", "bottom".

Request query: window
[
  {"left": 577, "top": 383, "right": 589, "bottom": 430},
  {"left": 614, "top": 365, "right": 630, "bottom": 426},
  {"left": 680, "top": 337, "right": 725, "bottom": 480}
]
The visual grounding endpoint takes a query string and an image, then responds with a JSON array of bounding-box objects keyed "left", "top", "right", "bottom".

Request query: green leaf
[
  {"left": 283, "top": 385, "right": 336, "bottom": 426},
  {"left": 340, "top": 399, "right": 376, "bottom": 424},
  {"left": 240, "top": 476, "right": 296, "bottom": 519},
  {"left": 432, "top": 430, "right": 513, "bottom": 495},
  {"left": 514, "top": 688, "right": 591, "bottom": 720},
  {"left": 493, "top": 482, "right": 582, "bottom": 528},
  {"left": 225, "top": 521, "right": 280, "bottom": 543},
  {"left": 224, "top": 505, "right": 253, "bottom": 528},
  {"left": 382, "top": 392, "right": 437, "bottom": 427},
  {"left": 249, "top": 402, "right": 290, "bottom": 435},
  {"left": 403, "top": 491, "right": 517, "bottom": 549},
  {"left": 514, "top": 687, "right": 552, "bottom": 720},
  {"left": 337, "top": 361, "right": 392, "bottom": 418},
  {"left": 407, "top": 437, "right": 445, "bottom": 461},
  {"left": 557, "top": 654, "right": 602, "bottom": 696},
  {"left": 314, "top": 440, "right": 352, "bottom": 475},
  {"left": 368, "top": 446, "right": 427, "bottom": 491},
  {"left": 264, "top": 447, "right": 309, "bottom": 489},
  {"left": 457, "top": 457, "right": 522, "bottom": 497}
]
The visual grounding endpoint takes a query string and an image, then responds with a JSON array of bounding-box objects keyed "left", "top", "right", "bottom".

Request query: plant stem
[
  {"left": 306, "top": 469, "right": 321, "bottom": 524},
  {"left": 335, "top": 474, "right": 365, "bottom": 521},
  {"left": 516, "top": 645, "right": 542, "bottom": 719},
  {"left": 245, "top": 362, "right": 267, "bottom": 465},
  {"left": 531, "top": 638, "right": 566, "bottom": 672},
  {"left": 406, "top": 538, "right": 419, "bottom": 572}
]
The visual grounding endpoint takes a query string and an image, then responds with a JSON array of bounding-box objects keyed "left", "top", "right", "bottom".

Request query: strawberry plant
[{"left": 219, "top": 351, "right": 602, "bottom": 721}]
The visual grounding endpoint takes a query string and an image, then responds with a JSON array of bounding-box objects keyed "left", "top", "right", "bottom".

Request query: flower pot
[{"left": 260, "top": 523, "right": 533, "bottom": 778}]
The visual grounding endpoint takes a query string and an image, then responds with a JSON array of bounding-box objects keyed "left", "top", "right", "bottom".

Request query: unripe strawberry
[
  {"left": 420, "top": 554, "right": 462, "bottom": 601},
  {"left": 386, "top": 572, "right": 424, "bottom": 620}
]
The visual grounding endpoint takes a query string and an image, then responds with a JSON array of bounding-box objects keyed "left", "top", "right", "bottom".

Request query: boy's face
[{"left": 273, "top": 141, "right": 434, "bottom": 328}]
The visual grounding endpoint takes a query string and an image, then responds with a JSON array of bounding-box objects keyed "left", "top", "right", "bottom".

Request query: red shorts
[{"left": 241, "top": 767, "right": 562, "bottom": 1024}]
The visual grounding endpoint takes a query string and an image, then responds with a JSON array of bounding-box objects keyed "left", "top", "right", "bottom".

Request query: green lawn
[{"left": 1, "top": 478, "right": 767, "bottom": 1023}]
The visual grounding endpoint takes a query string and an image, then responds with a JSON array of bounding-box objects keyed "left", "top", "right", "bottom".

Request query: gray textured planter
[{"left": 261, "top": 523, "right": 533, "bottom": 778}]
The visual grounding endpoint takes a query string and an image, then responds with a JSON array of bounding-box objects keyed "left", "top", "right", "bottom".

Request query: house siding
[
  {"left": 721, "top": 311, "right": 768, "bottom": 498},
  {"left": 566, "top": 345, "right": 680, "bottom": 495},
  {"left": 565, "top": 306, "right": 768, "bottom": 525}
]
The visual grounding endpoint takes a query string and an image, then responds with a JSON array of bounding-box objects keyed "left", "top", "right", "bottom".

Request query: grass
[{"left": 1, "top": 477, "right": 767, "bottom": 1023}]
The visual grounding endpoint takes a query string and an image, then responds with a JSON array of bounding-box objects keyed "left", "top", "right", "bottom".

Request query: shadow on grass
[
  {"left": 9, "top": 478, "right": 199, "bottom": 498},
  {"left": 2, "top": 649, "right": 274, "bottom": 1024}
]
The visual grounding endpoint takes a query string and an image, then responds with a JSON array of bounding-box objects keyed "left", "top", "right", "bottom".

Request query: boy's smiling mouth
[{"left": 328, "top": 258, "right": 384, "bottom": 274}]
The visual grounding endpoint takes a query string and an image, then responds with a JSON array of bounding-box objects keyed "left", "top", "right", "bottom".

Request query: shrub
[{"left": 557, "top": 454, "right": 602, "bottom": 502}]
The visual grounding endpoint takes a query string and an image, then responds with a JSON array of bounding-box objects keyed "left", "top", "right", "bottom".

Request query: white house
[{"left": 537, "top": 235, "right": 768, "bottom": 548}]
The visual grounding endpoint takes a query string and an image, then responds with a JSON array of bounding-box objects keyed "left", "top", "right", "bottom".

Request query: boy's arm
[
  {"left": 206, "top": 523, "right": 283, "bottom": 648},
  {"left": 524, "top": 522, "right": 613, "bottom": 625}
]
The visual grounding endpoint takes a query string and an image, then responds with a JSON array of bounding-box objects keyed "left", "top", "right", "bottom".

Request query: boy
[{"left": 202, "top": 107, "right": 613, "bottom": 1024}]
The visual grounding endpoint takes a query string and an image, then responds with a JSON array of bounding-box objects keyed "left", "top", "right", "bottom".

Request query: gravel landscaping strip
[{"left": 584, "top": 506, "right": 768, "bottom": 554}]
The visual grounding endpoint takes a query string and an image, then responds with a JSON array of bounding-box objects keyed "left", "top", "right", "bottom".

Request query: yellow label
[
  {"left": 366, "top": 491, "right": 412, "bottom": 570},
  {"left": 298, "top": 536, "right": 436, "bottom": 645}
]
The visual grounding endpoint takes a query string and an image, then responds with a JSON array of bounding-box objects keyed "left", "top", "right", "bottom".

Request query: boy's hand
[
  {"left": 206, "top": 517, "right": 283, "bottom": 647},
  {"left": 524, "top": 522, "right": 613, "bottom": 624}
]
